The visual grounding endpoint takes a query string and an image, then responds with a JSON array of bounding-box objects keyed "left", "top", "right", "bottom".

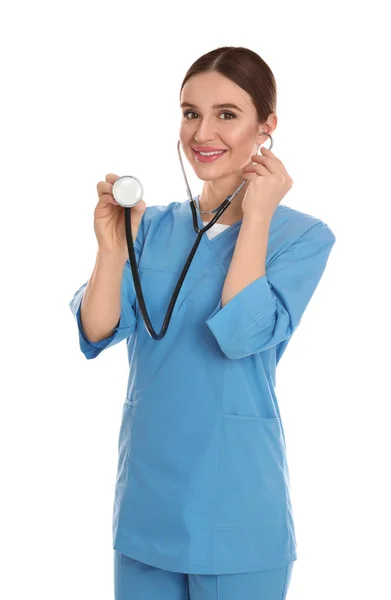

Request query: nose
[{"left": 193, "top": 117, "right": 219, "bottom": 144}]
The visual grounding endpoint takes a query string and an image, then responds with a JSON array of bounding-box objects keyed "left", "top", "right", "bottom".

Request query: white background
[{"left": 1, "top": 0, "right": 390, "bottom": 598}]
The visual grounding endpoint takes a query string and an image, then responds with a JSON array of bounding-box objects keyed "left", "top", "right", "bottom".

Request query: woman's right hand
[{"left": 94, "top": 173, "right": 147, "bottom": 261}]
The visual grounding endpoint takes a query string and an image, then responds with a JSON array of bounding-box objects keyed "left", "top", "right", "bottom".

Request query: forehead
[{"left": 180, "top": 72, "right": 254, "bottom": 111}]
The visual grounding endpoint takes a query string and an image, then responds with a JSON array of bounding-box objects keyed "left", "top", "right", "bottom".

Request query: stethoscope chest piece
[{"left": 112, "top": 175, "right": 144, "bottom": 208}]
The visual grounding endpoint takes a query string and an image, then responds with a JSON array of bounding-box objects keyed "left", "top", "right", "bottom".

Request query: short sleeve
[
  {"left": 69, "top": 220, "right": 145, "bottom": 360},
  {"left": 205, "top": 221, "right": 336, "bottom": 360}
]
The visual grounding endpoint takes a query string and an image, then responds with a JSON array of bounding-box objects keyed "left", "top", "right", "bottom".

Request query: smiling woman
[
  {"left": 69, "top": 45, "right": 336, "bottom": 600},
  {"left": 178, "top": 48, "right": 278, "bottom": 223}
]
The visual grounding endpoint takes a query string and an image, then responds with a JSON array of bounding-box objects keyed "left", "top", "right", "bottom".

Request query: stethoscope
[{"left": 112, "top": 134, "right": 273, "bottom": 341}]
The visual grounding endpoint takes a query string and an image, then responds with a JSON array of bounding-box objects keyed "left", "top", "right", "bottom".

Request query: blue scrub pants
[{"left": 114, "top": 551, "right": 294, "bottom": 599}]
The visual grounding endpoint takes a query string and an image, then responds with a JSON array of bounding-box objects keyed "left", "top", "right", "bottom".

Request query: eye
[
  {"left": 182, "top": 110, "right": 197, "bottom": 119},
  {"left": 182, "top": 110, "right": 236, "bottom": 120}
]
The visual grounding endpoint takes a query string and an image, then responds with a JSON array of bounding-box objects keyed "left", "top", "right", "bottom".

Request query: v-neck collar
[
  {"left": 180, "top": 195, "right": 284, "bottom": 275},
  {"left": 194, "top": 194, "right": 242, "bottom": 241},
  {"left": 182, "top": 195, "right": 243, "bottom": 273}
]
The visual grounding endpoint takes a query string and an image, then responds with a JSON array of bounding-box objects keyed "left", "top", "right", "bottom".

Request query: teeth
[{"left": 198, "top": 150, "right": 225, "bottom": 156}]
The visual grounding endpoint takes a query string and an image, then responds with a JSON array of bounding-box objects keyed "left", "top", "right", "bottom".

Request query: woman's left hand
[{"left": 241, "top": 146, "right": 293, "bottom": 220}]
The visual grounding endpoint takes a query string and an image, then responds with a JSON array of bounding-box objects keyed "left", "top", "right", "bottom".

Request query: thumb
[{"left": 241, "top": 171, "right": 258, "bottom": 182}]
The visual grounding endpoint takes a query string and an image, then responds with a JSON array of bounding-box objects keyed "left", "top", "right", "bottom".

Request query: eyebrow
[{"left": 180, "top": 101, "right": 244, "bottom": 113}]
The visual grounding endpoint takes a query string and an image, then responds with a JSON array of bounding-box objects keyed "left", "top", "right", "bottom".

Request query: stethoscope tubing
[
  {"left": 124, "top": 136, "right": 272, "bottom": 341},
  {"left": 124, "top": 194, "right": 235, "bottom": 340}
]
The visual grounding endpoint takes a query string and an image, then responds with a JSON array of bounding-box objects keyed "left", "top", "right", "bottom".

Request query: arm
[
  {"left": 69, "top": 223, "right": 145, "bottom": 360},
  {"left": 221, "top": 213, "right": 270, "bottom": 307},
  {"left": 80, "top": 252, "right": 127, "bottom": 342},
  {"left": 205, "top": 219, "right": 336, "bottom": 360}
]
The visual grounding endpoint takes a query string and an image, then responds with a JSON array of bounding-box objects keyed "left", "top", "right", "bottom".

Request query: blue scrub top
[{"left": 69, "top": 196, "right": 336, "bottom": 574}]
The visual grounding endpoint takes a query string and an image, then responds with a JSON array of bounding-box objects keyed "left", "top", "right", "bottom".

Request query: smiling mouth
[{"left": 192, "top": 148, "right": 228, "bottom": 162}]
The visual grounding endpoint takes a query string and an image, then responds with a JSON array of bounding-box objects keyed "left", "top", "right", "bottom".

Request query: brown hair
[{"left": 179, "top": 46, "right": 277, "bottom": 125}]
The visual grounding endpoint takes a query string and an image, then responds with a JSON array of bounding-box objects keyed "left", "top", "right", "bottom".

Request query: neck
[{"left": 198, "top": 187, "right": 245, "bottom": 225}]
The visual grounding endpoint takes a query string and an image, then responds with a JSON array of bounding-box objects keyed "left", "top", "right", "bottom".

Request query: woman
[{"left": 69, "top": 46, "right": 336, "bottom": 599}]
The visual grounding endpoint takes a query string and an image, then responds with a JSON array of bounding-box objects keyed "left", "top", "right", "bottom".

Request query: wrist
[
  {"left": 242, "top": 211, "right": 272, "bottom": 227},
  {"left": 97, "top": 249, "right": 128, "bottom": 268}
]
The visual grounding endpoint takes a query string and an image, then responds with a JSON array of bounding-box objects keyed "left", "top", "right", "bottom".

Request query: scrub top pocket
[{"left": 215, "top": 414, "right": 287, "bottom": 529}]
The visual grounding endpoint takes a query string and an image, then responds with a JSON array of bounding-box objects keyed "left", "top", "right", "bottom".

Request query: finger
[
  {"left": 105, "top": 173, "right": 121, "bottom": 183},
  {"left": 247, "top": 156, "right": 274, "bottom": 175},
  {"left": 260, "top": 147, "right": 286, "bottom": 170},
  {"left": 242, "top": 162, "right": 269, "bottom": 177},
  {"left": 97, "top": 181, "right": 118, "bottom": 204},
  {"left": 251, "top": 154, "right": 284, "bottom": 176}
]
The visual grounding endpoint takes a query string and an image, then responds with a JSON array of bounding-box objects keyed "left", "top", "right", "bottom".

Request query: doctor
[{"left": 69, "top": 45, "right": 336, "bottom": 600}]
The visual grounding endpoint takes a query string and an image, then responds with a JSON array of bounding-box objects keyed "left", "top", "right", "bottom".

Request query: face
[{"left": 179, "top": 71, "right": 269, "bottom": 184}]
